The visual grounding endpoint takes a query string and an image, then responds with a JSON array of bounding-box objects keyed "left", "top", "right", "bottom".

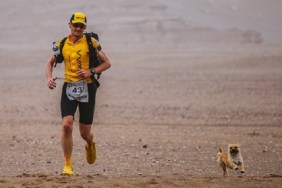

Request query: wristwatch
[{"left": 90, "top": 68, "right": 96, "bottom": 75}]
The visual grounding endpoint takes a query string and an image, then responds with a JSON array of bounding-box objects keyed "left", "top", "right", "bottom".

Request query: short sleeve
[
  {"left": 91, "top": 37, "right": 102, "bottom": 51},
  {"left": 55, "top": 40, "right": 62, "bottom": 48}
]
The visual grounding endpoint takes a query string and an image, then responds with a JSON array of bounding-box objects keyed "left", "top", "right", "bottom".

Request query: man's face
[{"left": 69, "top": 23, "right": 86, "bottom": 37}]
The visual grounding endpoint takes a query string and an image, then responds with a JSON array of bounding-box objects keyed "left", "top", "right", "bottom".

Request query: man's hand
[
  {"left": 48, "top": 77, "right": 57, "bottom": 89},
  {"left": 77, "top": 69, "right": 92, "bottom": 78}
]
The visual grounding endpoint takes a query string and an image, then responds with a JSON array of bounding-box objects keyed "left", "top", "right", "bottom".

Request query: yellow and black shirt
[{"left": 57, "top": 34, "right": 101, "bottom": 83}]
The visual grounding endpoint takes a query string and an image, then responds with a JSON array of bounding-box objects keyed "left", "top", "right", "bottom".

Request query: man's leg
[
  {"left": 78, "top": 82, "right": 97, "bottom": 164},
  {"left": 61, "top": 115, "right": 74, "bottom": 175},
  {"left": 60, "top": 82, "right": 78, "bottom": 175},
  {"left": 79, "top": 124, "right": 96, "bottom": 164},
  {"left": 79, "top": 123, "right": 93, "bottom": 144}
]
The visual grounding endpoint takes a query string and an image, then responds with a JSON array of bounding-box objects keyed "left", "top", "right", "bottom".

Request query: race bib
[{"left": 66, "top": 80, "right": 89, "bottom": 102}]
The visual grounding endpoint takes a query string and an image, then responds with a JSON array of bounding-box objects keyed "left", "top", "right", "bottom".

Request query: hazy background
[{"left": 1, "top": 0, "right": 282, "bottom": 48}]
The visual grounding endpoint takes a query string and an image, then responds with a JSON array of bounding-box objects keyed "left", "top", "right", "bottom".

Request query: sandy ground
[{"left": 0, "top": 0, "right": 282, "bottom": 187}]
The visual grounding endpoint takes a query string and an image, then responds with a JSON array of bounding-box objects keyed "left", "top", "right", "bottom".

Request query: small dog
[{"left": 217, "top": 144, "right": 245, "bottom": 175}]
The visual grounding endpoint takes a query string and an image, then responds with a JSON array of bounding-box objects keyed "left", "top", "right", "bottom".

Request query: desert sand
[{"left": 0, "top": 0, "right": 282, "bottom": 187}]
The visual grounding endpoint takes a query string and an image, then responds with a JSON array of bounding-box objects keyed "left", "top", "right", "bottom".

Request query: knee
[
  {"left": 79, "top": 124, "right": 92, "bottom": 141},
  {"left": 80, "top": 129, "right": 93, "bottom": 141},
  {"left": 62, "top": 123, "right": 73, "bottom": 135},
  {"left": 80, "top": 131, "right": 89, "bottom": 141}
]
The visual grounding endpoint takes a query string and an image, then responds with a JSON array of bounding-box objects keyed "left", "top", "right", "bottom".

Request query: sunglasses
[{"left": 72, "top": 23, "right": 86, "bottom": 29}]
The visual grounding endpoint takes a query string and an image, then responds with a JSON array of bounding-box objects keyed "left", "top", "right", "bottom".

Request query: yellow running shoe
[
  {"left": 85, "top": 141, "right": 96, "bottom": 164},
  {"left": 61, "top": 165, "right": 74, "bottom": 176}
]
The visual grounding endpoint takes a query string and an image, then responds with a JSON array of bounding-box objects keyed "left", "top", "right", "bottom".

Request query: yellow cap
[{"left": 70, "top": 12, "right": 87, "bottom": 25}]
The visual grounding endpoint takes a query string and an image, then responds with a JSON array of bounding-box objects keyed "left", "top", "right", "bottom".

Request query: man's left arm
[{"left": 95, "top": 50, "right": 111, "bottom": 74}]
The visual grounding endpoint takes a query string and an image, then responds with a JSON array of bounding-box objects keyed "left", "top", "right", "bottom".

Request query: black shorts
[{"left": 61, "top": 81, "right": 98, "bottom": 124}]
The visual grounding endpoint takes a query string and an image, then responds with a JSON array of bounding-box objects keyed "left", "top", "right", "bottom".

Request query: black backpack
[{"left": 53, "top": 32, "right": 102, "bottom": 80}]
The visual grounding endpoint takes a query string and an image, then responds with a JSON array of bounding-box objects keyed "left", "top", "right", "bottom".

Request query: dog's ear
[{"left": 219, "top": 147, "right": 223, "bottom": 152}]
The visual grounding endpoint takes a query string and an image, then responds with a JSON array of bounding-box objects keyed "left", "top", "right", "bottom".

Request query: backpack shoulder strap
[
  {"left": 84, "top": 33, "right": 102, "bottom": 80},
  {"left": 85, "top": 33, "right": 93, "bottom": 47},
  {"left": 85, "top": 33, "right": 97, "bottom": 69},
  {"left": 59, "top": 37, "right": 67, "bottom": 55}
]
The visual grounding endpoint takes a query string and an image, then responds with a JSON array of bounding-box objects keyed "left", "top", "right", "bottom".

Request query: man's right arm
[{"left": 46, "top": 54, "right": 57, "bottom": 89}]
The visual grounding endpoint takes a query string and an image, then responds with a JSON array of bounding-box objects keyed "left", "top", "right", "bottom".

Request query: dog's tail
[
  {"left": 218, "top": 147, "right": 223, "bottom": 153},
  {"left": 217, "top": 147, "right": 224, "bottom": 162}
]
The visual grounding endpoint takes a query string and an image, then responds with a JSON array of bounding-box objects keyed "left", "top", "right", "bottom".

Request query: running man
[{"left": 45, "top": 12, "right": 111, "bottom": 175}]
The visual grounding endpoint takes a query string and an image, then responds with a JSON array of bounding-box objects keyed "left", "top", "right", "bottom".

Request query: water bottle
[{"left": 52, "top": 42, "right": 60, "bottom": 57}]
